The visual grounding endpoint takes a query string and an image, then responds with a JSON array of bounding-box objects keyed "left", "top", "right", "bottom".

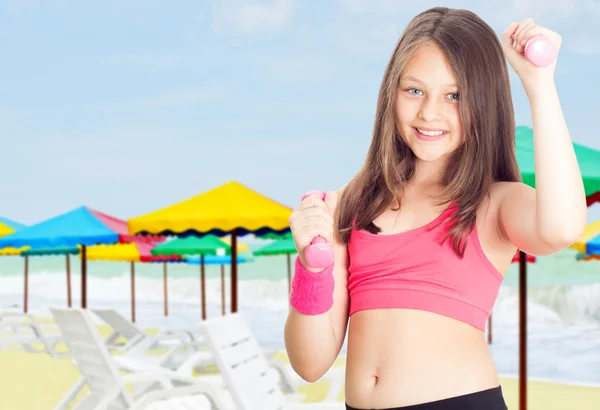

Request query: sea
[{"left": 1, "top": 237, "right": 599, "bottom": 386}]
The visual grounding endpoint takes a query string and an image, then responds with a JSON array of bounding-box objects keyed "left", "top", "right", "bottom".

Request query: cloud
[{"left": 211, "top": 0, "right": 296, "bottom": 36}]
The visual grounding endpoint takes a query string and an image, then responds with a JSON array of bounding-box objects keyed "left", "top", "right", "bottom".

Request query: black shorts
[{"left": 345, "top": 386, "right": 508, "bottom": 410}]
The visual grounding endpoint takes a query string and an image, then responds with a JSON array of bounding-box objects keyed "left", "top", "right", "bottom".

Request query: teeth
[{"left": 417, "top": 128, "right": 446, "bottom": 136}]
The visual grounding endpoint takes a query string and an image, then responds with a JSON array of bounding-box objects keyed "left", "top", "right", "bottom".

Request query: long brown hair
[{"left": 336, "top": 7, "right": 521, "bottom": 257}]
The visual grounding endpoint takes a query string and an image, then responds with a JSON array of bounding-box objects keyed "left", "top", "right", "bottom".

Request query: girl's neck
[{"left": 409, "top": 157, "right": 447, "bottom": 189}]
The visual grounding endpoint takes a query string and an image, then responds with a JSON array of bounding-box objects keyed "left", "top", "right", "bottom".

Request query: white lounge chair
[
  {"left": 200, "top": 313, "right": 345, "bottom": 410},
  {"left": 0, "top": 311, "right": 69, "bottom": 358},
  {"left": 92, "top": 308, "right": 213, "bottom": 372},
  {"left": 49, "top": 307, "right": 232, "bottom": 410},
  {"left": 92, "top": 309, "right": 198, "bottom": 352}
]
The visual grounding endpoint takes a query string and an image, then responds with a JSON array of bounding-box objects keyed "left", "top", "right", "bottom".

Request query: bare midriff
[{"left": 344, "top": 308, "right": 499, "bottom": 409}]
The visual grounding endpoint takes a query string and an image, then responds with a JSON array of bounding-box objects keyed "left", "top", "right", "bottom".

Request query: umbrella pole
[
  {"left": 488, "top": 315, "right": 492, "bottom": 344},
  {"left": 23, "top": 256, "right": 29, "bottom": 314},
  {"left": 131, "top": 262, "right": 136, "bottom": 323},
  {"left": 81, "top": 245, "right": 87, "bottom": 309},
  {"left": 163, "top": 262, "right": 168, "bottom": 317},
  {"left": 200, "top": 255, "right": 206, "bottom": 320},
  {"left": 66, "top": 255, "right": 72, "bottom": 308},
  {"left": 519, "top": 250, "right": 527, "bottom": 410},
  {"left": 231, "top": 229, "right": 238, "bottom": 313},
  {"left": 221, "top": 264, "right": 225, "bottom": 316}
]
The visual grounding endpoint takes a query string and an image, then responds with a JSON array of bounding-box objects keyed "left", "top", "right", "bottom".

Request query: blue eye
[
  {"left": 448, "top": 93, "right": 460, "bottom": 100},
  {"left": 407, "top": 88, "right": 422, "bottom": 96}
]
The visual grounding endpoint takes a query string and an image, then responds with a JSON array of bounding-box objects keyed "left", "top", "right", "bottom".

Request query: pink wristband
[{"left": 290, "top": 256, "right": 335, "bottom": 315}]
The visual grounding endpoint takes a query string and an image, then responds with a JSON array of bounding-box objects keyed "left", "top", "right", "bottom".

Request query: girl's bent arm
[
  {"left": 497, "top": 81, "right": 586, "bottom": 255},
  {"left": 284, "top": 214, "right": 350, "bottom": 382}
]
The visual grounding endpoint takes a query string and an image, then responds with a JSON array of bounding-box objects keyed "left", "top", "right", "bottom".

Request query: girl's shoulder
[{"left": 488, "top": 180, "right": 534, "bottom": 203}]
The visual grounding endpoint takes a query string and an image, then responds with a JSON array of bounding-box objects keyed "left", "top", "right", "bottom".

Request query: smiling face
[{"left": 396, "top": 42, "right": 465, "bottom": 164}]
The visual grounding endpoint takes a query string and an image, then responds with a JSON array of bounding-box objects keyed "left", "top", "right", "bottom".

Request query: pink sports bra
[{"left": 347, "top": 203, "right": 503, "bottom": 331}]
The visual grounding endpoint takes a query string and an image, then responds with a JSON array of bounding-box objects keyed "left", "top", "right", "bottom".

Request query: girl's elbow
[{"left": 539, "top": 223, "right": 583, "bottom": 251}]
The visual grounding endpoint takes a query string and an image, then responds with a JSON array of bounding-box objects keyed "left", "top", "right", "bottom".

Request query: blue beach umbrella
[{"left": 0, "top": 207, "right": 161, "bottom": 308}]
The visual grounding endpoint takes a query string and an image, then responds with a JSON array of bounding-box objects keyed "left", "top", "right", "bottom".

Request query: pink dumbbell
[
  {"left": 300, "top": 190, "right": 335, "bottom": 269},
  {"left": 524, "top": 35, "right": 557, "bottom": 68}
]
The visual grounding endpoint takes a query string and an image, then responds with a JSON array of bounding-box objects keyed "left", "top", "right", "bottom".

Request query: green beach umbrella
[
  {"left": 514, "top": 125, "right": 600, "bottom": 409},
  {"left": 517, "top": 126, "right": 600, "bottom": 203},
  {"left": 258, "top": 231, "right": 293, "bottom": 240},
  {"left": 21, "top": 246, "right": 80, "bottom": 257},
  {"left": 151, "top": 235, "right": 232, "bottom": 320},
  {"left": 151, "top": 235, "right": 231, "bottom": 257},
  {"left": 253, "top": 238, "right": 297, "bottom": 293}
]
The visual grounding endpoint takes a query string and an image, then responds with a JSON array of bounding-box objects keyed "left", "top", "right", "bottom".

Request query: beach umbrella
[
  {"left": 0, "top": 206, "right": 161, "bottom": 309},
  {"left": 20, "top": 241, "right": 180, "bottom": 321},
  {"left": 253, "top": 238, "right": 297, "bottom": 294},
  {"left": 0, "top": 218, "right": 29, "bottom": 312},
  {"left": 571, "top": 220, "right": 600, "bottom": 261},
  {"left": 186, "top": 254, "right": 254, "bottom": 315},
  {"left": 0, "top": 217, "right": 27, "bottom": 236},
  {"left": 85, "top": 241, "right": 181, "bottom": 322},
  {"left": 576, "top": 252, "right": 600, "bottom": 261},
  {"left": 21, "top": 246, "right": 79, "bottom": 310},
  {"left": 151, "top": 235, "right": 234, "bottom": 320},
  {"left": 214, "top": 235, "right": 250, "bottom": 294},
  {"left": 128, "top": 180, "right": 292, "bottom": 315},
  {"left": 258, "top": 231, "right": 293, "bottom": 240},
  {"left": 570, "top": 220, "right": 600, "bottom": 255},
  {"left": 0, "top": 217, "right": 28, "bottom": 255},
  {"left": 515, "top": 125, "right": 600, "bottom": 410},
  {"left": 0, "top": 247, "right": 26, "bottom": 256},
  {"left": 511, "top": 252, "right": 536, "bottom": 264},
  {"left": 185, "top": 254, "right": 253, "bottom": 265}
]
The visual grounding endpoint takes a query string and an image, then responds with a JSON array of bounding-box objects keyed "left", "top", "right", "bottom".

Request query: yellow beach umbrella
[
  {"left": 0, "top": 224, "right": 14, "bottom": 237},
  {"left": 0, "top": 246, "right": 28, "bottom": 255},
  {"left": 83, "top": 241, "right": 181, "bottom": 322},
  {"left": 128, "top": 181, "right": 292, "bottom": 313},
  {"left": 569, "top": 220, "right": 600, "bottom": 254},
  {"left": 128, "top": 181, "right": 291, "bottom": 235},
  {"left": 0, "top": 218, "right": 28, "bottom": 250},
  {"left": 86, "top": 242, "right": 142, "bottom": 262},
  {"left": 0, "top": 218, "right": 30, "bottom": 311}
]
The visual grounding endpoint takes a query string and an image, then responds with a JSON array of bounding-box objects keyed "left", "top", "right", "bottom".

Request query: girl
[{"left": 285, "top": 7, "right": 586, "bottom": 410}]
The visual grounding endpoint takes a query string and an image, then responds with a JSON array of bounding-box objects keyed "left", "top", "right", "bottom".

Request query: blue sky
[{"left": 1, "top": 0, "right": 599, "bottom": 225}]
